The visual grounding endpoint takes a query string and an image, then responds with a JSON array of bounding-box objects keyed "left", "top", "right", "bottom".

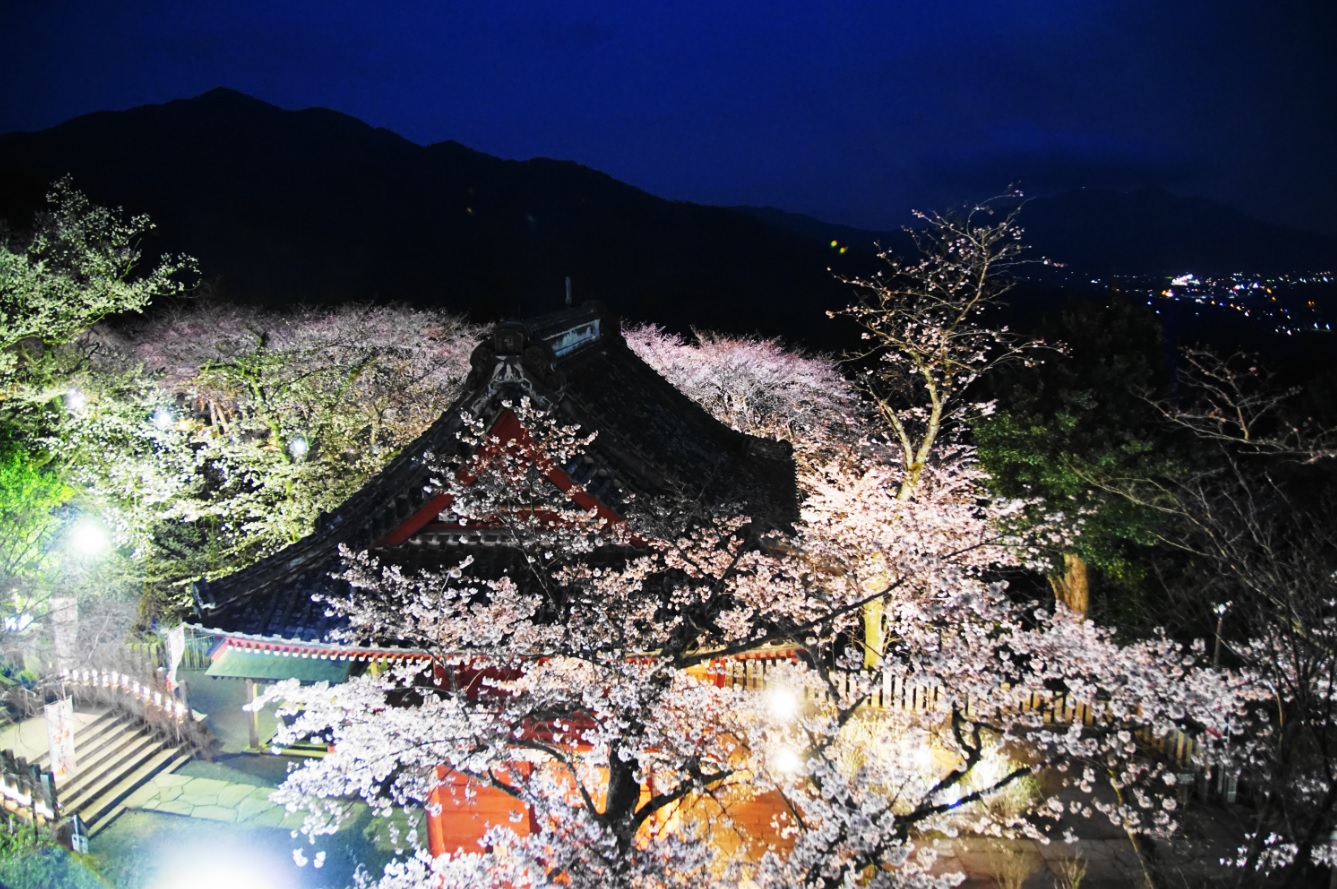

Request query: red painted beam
[{"left": 378, "top": 408, "right": 629, "bottom": 548}]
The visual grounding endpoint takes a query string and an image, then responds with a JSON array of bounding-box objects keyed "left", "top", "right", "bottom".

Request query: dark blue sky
[{"left": 5, "top": 1, "right": 1336, "bottom": 234}]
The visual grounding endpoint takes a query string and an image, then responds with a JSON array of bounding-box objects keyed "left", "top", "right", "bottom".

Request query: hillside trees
[
  {"left": 1158, "top": 348, "right": 1337, "bottom": 463},
  {"left": 58, "top": 303, "right": 482, "bottom": 611},
  {"left": 0, "top": 441, "right": 73, "bottom": 622},
  {"left": 623, "top": 324, "right": 1033, "bottom": 672},
  {"left": 1176, "top": 457, "right": 1337, "bottom": 886},
  {"left": 0, "top": 180, "right": 195, "bottom": 660},
  {"left": 0, "top": 176, "right": 1292, "bottom": 882},
  {"left": 1128, "top": 355, "right": 1337, "bottom": 885},
  {"left": 974, "top": 299, "right": 1179, "bottom": 618},
  {"left": 0, "top": 176, "right": 195, "bottom": 409},
  {"left": 624, "top": 324, "right": 866, "bottom": 469}
]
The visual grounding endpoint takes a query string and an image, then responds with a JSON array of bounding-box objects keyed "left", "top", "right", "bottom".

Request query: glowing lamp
[
  {"left": 764, "top": 686, "right": 801, "bottom": 723},
  {"left": 772, "top": 746, "right": 804, "bottom": 775},
  {"left": 67, "top": 518, "right": 108, "bottom": 557}
]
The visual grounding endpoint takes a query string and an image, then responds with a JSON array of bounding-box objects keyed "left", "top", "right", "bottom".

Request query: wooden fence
[
  {"left": 717, "top": 656, "right": 1201, "bottom": 768},
  {"left": 58, "top": 667, "right": 190, "bottom": 729},
  {"left": 0, "top": 750, "right": 57, "bottom": 825}
]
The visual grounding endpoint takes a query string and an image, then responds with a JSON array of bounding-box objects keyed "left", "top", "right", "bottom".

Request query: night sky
[{"left": 4, "top": 1, "right": 1336, "bottom": 235}]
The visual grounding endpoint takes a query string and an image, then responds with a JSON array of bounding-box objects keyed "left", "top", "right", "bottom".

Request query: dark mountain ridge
[
  {"left": 2, "top": 89, "right": 1333, "bottom": 347},
  {"left": 0, "top": 88, "right": 860, "bottom": 344},
  {"left": 739, "top": 189, "right": 1337, "bottom": 278},
  {"left": 1017, "top": 187, "right": 1337, "bottom": 276}
]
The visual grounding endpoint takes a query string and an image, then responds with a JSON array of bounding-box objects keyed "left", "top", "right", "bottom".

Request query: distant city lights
[{"left": 1084, "top": 268, "right": 1336, "bottom": 337}]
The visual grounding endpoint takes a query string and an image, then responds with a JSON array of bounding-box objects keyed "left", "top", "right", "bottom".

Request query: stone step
[
  {"left": 34, "top": 709, "right": 121, "bottom": 776},
  {"left": 31, "top": 708, "right": 196, "bottom": 834},
  {"left": 61, "top": 731, "right": 165, "bottom": 813},
  {"left": 57, "top": 723, "right": 159, "bottom": 802},
  {"left": 75, "top": 745, "right": 179, "bottom": 829},
  {"left": 84, "top": 750, "right": 191, "bottom": 836}
]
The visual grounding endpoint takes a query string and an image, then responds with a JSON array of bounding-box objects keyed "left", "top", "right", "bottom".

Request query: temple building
[{"left": 187, "top": 303, "right": 799, "bottom": 744}]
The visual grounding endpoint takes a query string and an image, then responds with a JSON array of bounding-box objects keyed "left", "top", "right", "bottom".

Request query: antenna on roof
[{"left": 565, "top": 276, "right": 573, "bottom": 307}]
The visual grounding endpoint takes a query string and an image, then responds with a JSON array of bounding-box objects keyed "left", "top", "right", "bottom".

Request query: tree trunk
[
  {"left": 862, "top": 597, "right": 886, "bottom": 669},
  {"left": 605, "top": 742, "right": 642, "bottom": 858},
  {"left": 1048, "top": 552, "right": 1089, "bottom": 616}
]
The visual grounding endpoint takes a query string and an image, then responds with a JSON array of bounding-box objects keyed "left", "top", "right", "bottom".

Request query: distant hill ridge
[
  {"left": 1, "top": 89, "right": 1332, "bottom": 344},
  {"left": 0, "top": 88, "right": 860, "bottom": 343},
  {"left": 1015, "top": 187, "right": 1336, "bottom": 276},
  {"left": 738, "top": 189, "right": 1337, "bottom": 278}
]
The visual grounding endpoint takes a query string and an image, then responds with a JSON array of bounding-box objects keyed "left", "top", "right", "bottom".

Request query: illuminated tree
[
  {"left": 0, "top": 176, "right": 195, "bottom": 408},
  {"left": 828, "top": 195, "right": 1048, "bottom": 662},
  {"left": 0, "top": 180, "right": 193, "bottom": 668},
  {"left": 263, "top": 402, "right": 1247, "bottom": 889},
  {"left": 0, "top": 440, "right": 72, "bottom": 596},
  {"left": 831, "top": 194, "right": 1042, "bottom": 501},
  {"left": 54, "top": 304, "right": 482, "bottom": 610},
  {"left": 625, "top": 324, "right": 865, "bottom": 469}
]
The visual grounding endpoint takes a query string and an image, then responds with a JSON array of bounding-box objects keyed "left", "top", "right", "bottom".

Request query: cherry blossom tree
[
  {"left": 0, "top": 177, "right": 195, "bottom": 408},
  {"left": 1115, "top": 353, "right": 1337, "bottom": 885},
  {"left": 0, "top": 178, "right": 193, "bottom": 580},
  {"left": 829, "top": 194, "right": 1044, "bottom": 502},
  {"left": 1155, "top": 348, "right": 1337, "bottom": 464},
  {"left": 51, "top": 303, "right": 482, "bottom": 610},
  {"left": 624, "top": 324, "right": 865, "bottom": 469},
  {"left": 0, "top": 179, "right": 194, "bottom": 676},
  {"left": 263, "top": 400, "right": 812, "bottom": 887},
  {"left": 825, "top": 195, "right": 1051, "bottom": 663},
  {"left": 1185, "top": 469, "right": 1337, "bottom": 887},
  {"left": 260, "top": 401, "right": 1248, "bottom": 889}
]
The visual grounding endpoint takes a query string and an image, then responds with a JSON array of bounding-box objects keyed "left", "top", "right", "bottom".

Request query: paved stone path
[
  {"left": 929, "top": 836, "right": 1151, "bottom": 888},
  {"left": 123, "top": 770, "right": 305, "bottom": 829}
]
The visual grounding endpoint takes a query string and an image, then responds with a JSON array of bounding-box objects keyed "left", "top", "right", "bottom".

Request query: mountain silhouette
[
  {"left": 2, "top": 89, "right": 1332, "bottom": 346},
  {"left": 1016, "top": 187, "right": 1337, "bottom": 276},
  {"left": 0, "top": 89, "right": 860, "bottom": 344},
  {"left": 738, "top": 190, "right": 1337, "bottom": 278}
]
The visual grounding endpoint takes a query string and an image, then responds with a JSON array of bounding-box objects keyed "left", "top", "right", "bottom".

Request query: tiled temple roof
[{"left": 189, "top": 303, "right": 798, "bottom": 647}]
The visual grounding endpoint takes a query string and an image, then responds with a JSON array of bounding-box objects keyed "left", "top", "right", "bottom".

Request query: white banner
[{"left": 45, "top": 698, "right": 76, "bottom": 782}]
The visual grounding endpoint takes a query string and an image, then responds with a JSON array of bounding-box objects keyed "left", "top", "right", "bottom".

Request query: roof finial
[{"left": 565, "top": 276, "right": 573, "bottom": 307}]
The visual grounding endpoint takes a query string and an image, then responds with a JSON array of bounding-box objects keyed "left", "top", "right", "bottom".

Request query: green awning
[{"left": 206, "top": 648, "right": 353, "bottom": 683}]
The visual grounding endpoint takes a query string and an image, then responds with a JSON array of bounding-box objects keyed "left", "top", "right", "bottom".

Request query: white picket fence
[
  {"left": 714, "top": 654, "right": 1201, "bottom": 768},
  {"left": 59, "top": 667, "right": 190, "bottom": 728}
]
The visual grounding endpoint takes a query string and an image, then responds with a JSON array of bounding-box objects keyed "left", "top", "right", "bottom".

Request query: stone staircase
[{"left": 38, "top": 708, "right": 191, "bottom": 835}]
